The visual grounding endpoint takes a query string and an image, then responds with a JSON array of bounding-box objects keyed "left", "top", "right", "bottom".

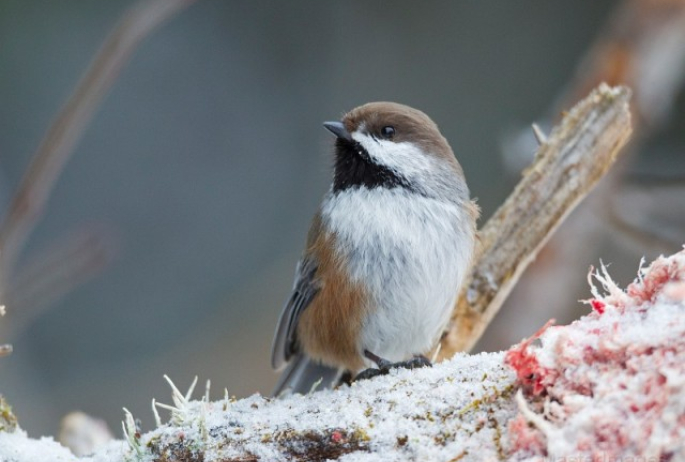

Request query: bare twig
[
  {"left": 624, "top": 172, "right": 685, "bottom": 188},
  {"left": 0, "top": 0, "right": 197, "bottom": 301},
  {"left": 439, "top": 84, "right": 632, "bottom": 358},
  {"left": 604, "top": 200, "right": 682, "bottom": 251},
  {"left": 0, "top": 344, "right": 11, "bottom": 358},
  {"left": 531, "top": 123, "right": 548, "bottom": 145},
  {"left": 3, "top": 228, "right": 114, "bottom": 341},
  {"left": 0, "top": 305, "right": 8, "bottom": 356}
]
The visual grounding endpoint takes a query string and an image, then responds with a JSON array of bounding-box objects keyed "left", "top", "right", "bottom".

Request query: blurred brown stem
[
  {"left": 439, "top": 84, "right": 633, "bottom": 358},
  {"left": 4, "top": 228, "right": 114, "bottom": 341},
  {"left": 0, "top": 0, "right": 197, "bottom": 302}
]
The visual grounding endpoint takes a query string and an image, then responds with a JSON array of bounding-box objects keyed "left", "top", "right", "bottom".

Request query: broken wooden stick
[{"left": 439, "top": 83, "right": 633, "bottom": 358}]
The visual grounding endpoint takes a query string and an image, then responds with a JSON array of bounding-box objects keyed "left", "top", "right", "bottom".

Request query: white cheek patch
[{"left": 351, "top": 132, "right": 433, "bottom": 180}]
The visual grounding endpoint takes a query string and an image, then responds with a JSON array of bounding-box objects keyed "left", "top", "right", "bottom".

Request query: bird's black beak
[{"left": 323, "top": 121, "right": 353, "bottom": 141}]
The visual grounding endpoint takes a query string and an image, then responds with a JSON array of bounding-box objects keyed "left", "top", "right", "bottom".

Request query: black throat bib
[{"left": 332, "top": 139, "right": 414, "bottom": 193}]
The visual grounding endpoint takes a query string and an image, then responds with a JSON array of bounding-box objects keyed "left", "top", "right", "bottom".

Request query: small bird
[{"left": 271, "top": 102, "right": 478, "bottom": 396}]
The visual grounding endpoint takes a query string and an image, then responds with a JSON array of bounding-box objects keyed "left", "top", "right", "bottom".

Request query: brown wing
[{"left": 270, "top": 213, "right": 323, "bottom": 370}]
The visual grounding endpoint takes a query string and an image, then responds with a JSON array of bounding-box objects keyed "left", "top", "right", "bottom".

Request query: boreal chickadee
[{"left": 271, "top": 102, "right": 478, "bottom": 395}]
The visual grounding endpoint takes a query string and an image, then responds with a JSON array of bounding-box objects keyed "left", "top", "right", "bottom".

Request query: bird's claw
[
  {"left": 353, "top": 355, "right": 432, "bottom": 382},
  {"left": 354, "top": 367, "right": 387, "bottom": 381},
  {"left": 400, "top": 355, "right": 432, "bottom": 370}
]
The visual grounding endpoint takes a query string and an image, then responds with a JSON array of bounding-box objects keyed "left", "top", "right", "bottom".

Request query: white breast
[{"left": 321, "top": 187, "right": 474, "bottom": 366}]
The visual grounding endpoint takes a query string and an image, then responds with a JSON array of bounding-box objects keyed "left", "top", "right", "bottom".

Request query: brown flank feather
[{"left": 297, "top": 227, "right": 368, "bottom": 372}]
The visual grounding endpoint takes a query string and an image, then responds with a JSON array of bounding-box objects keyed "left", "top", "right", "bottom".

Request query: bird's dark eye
[{"left": 380, "top": 126, "right": 396, "bottom": 139}]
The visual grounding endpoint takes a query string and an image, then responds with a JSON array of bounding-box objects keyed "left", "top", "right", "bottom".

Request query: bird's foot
[
  {"left": 354, "top": 367, "right": 387, "bottom": 381},
  {"left": 353, "top": 352, "right": 432, "bottom": 382},
  {"left": 394, "top": 355, "right": 432, "bottom": 370}
]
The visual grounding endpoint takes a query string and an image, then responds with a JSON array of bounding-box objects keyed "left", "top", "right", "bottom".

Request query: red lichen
[
  {"left": 507, "top": 415, "right": 546, "bottom": 456},
  {"left": 505, "top": 249, "right": 685, "bottom": 461},
  {"left": 590, "top": 299, "right": 605, "bottom": 314},
  {"left": 505, "top": 320, "right": 556, "bottom": 396},
  {"left": 330, "top": 430, "right": 343, "bottom": 444},
  {"left": 626, "top": 255, "right": 683, "bottom": 304}
]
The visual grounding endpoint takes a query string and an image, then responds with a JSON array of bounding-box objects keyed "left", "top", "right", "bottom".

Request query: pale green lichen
[{"left": 0, "top": 395, "right": 18, "bottom": 433}]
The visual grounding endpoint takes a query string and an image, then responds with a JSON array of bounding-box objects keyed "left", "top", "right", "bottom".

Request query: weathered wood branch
[
  {"left": 494, "top": 0, "right": 685, "bottom": 353},
  {"left": 439, "top": 84, "right": 632, "bottom": 358}
]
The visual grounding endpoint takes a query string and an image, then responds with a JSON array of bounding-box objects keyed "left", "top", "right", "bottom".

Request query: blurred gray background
[{"left": 1, "top": 0, "right": 683, "bottom": 437}]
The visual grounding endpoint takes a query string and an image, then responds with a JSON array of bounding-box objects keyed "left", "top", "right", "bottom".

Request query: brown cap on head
[{"left": 341, "top": 102, "right": 457, "bottom": 164}]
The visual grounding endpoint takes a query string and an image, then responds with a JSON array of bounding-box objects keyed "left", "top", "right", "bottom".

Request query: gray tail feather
[{"left": 272, "top": 354, "right": 344, "bottom": 397}]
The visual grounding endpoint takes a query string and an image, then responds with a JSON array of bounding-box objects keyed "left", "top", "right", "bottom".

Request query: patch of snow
[
  {"left": 144, "top": 352, "right": 516, "bottom": 461},
  {"left": 1, "top": 248, "right": 684, "bottom": 461}
]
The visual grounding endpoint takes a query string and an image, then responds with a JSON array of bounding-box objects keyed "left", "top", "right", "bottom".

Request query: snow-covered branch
[{"left": 2, "top": 248, "right": 684, "bottom": 461}]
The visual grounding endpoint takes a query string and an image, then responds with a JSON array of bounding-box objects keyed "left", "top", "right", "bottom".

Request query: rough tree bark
[
  {"left": 485, "top": 0, "right": 685, "bottom": 354},
  {"left": 438, "top": 84, "right": 632, "bottom": 358}
]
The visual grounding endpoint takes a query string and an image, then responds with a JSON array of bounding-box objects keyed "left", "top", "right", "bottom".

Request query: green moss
[
  {"left": 490, "top": 414, "right": 504, "bottom": 460},
  {"left": 364, "top": 405, "right": 373, "bottom": 417},
  {"left": 270, "top": 427, "right": 369, "bottom": 460},
  {"left": 0, "top": 395, "right": 17, "bottom": 432}
]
